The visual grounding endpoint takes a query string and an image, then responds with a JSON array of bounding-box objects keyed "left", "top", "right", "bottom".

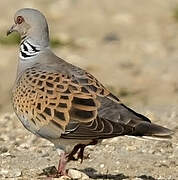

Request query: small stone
[
  {"left": 41, "top": 152, "right": 49, "bottom": 157},
  {"left": 169, "top": 161, "right": 177, "bottom": 167},
  {"left": 108, "top": 137, "right": 120, "bottom": 143},
  {"left": 19, "top": 143, "right": 30, "bottom": 149},
  {"left": 1, "top": 152, "right": 15, "bottom": 158},
  {"left": 42, "top": 166, "right": 58, "bottom": 177},
  {"left": 56, "top": 176, "right": 71, "bottom": 180},
  {"left": 21, "top": 168, "right": 40, "bottom": 178},
  {"left": 0, "top": 169, "right": 9, "bottom": 177},
  {"left": 154, "top": 161, "right": 169, "bottom": 168},
  {"left": 0, "top": 137, "right": 5, "bottom": 141},
  {"left": 0, "top": 146, "right": 8, "bottom": 154},
  {"left": 116, "top": 161, "right": 120, "bottom": 165},
  {"left": 68, "top": 169, "right": 89, "bottom": 180},
  {"left": 8, "top": 170, "right": 22, "bottom": 178},
  {"left": 100, "top": 164, "right": 104, "bottom": 168},
  {"left": 126, "top": 145, "right": 137, "bottom": 151},
  {"left": 103, "top": 32, "right": 120, "bottom": 42},
  {"left": 105, "top": 144, "right": 109, "bottom": 148},
  {"left": 0, "top": 169, "right": 21, "bottom": 178}
]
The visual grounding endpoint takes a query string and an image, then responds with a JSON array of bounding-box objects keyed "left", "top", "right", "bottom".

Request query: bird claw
[
  {"left": 67, "top": 140, "right": 97, "bottom": 163},
  {"left": 77, "top": 146, "right": 90, "bottom": 163},
  {"left": 67, "top": 144, "right": 90, "bottom": 163}
]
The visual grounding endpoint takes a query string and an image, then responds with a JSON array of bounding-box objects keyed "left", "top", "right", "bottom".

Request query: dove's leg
[
  {"left": 67, "top": 139, "right": 98, "bottom": 162},
  {"left": 67, "top": 144, "right": 82, "bottom": 161},
  {"left": 77, "top": 139, "right": 98, "bottom": 162},
  {"left": 57, "top": 152, "right": 68, "bottom": 176}
]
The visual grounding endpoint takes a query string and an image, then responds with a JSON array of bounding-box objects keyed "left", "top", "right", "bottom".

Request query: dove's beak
[{"left": 7, "top": 24, "right": 16, "bottom": 36}]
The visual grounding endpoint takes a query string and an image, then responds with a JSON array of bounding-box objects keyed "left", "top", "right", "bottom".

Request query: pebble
[
  {"left": 103, "top": 32, "right": 120, "bottom": 42},
  {"left": 0, "top": 146, "right": 8, "bottom": 154},
  {"left": 126, "top": 145, "right": 137, "bottom": 151},
  {"left": 1, "top": 152, "right": 15, "bottom": 158},
  {"left": 116, "top": 161, "right": 120, "bottom": 165},
  {"left": 125, "top": 178, "right": 143, "bottom": 180},
  {"left": 100, "top": 164, "right": 104, "bottom": 168},
  {"left": 154, "top": 161, "right": 169, "bottom": 168},
  {"left": 68, "top": 169, "right": 89, "bottom": 180},
  {"left": 42, "top": 166, "right": 58, "bottom": 177},
  {"left": 41, "top": 152, "right": 49, "bottom": 157},
  {"left": 0, "top": 169, "right": 21, "bottom": 178},
  {"left": 0, "top": 169, "right": 8, "bottom": 176}
]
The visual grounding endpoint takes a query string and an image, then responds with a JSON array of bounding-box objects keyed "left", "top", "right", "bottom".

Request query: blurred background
[
  {"left": 0, "top": 0, "right": 178, "bottom": 179},
  {"left": 0, "top": 0, "right": 178, "bottom": 115}
]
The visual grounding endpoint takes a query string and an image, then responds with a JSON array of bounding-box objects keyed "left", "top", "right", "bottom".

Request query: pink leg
[{"left": 57, "top": 152, "right": 68, "bottom": 176}]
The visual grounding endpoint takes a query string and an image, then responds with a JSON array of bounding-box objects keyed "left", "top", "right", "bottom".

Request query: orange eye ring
[{"left": 16, "top": 16, "right": 24, "bottom": 24}]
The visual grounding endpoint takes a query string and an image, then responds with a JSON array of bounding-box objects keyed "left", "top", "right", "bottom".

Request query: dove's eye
[{"left": 16, "top": 16, "right": 24, "bottom": 24}]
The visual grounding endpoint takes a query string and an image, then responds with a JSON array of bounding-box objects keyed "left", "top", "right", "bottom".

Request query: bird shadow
[
  {"left": 81, "top": 167, "right": 157, "bottom": 180},
  {"left": 40, "top": 166, "right": 156, "bottom": 180}
]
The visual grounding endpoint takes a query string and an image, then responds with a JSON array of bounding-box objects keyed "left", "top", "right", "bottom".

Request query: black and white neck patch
[{"left": 20, "top": 40, "right": 41, "bottom": 60}]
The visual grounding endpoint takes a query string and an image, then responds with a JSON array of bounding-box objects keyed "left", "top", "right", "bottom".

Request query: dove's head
[{"left": 7, "top": 8, "right": 49, "bottom": 47}]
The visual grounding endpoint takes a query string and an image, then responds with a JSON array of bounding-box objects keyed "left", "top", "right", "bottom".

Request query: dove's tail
[
  {"left": 144, "top": 123, "right": 173, "bottom": 136},
  {"left": 128, "top": 122, "right": 174, "bottom": 141},
  {"left": 141, "top": 123, "right": 174, "bottom": 140}
]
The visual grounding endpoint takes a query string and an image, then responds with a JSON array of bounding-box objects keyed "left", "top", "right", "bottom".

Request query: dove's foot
[
  {"left": 67, "top": 144, "right": 85, "bottom": 162},
  {"left": 57, "top": 152, "right": 68, "bottom": 176},
  {"left": 67, "top": 139, "right": 98, "bottom": 163}
]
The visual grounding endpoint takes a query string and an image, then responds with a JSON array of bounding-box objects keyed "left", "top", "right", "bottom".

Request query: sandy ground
[{"left": 0, "top": 0, "right": 178, "bottom": 179}]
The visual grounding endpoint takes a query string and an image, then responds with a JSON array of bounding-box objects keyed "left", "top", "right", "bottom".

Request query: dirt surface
[{"left": 0, "top": 0, "right": 178, "bottom": 179}]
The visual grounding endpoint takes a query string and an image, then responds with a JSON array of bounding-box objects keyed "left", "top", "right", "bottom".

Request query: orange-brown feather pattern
[{"left": 12, "top": 67, "right": 102, "bottom": 130}]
